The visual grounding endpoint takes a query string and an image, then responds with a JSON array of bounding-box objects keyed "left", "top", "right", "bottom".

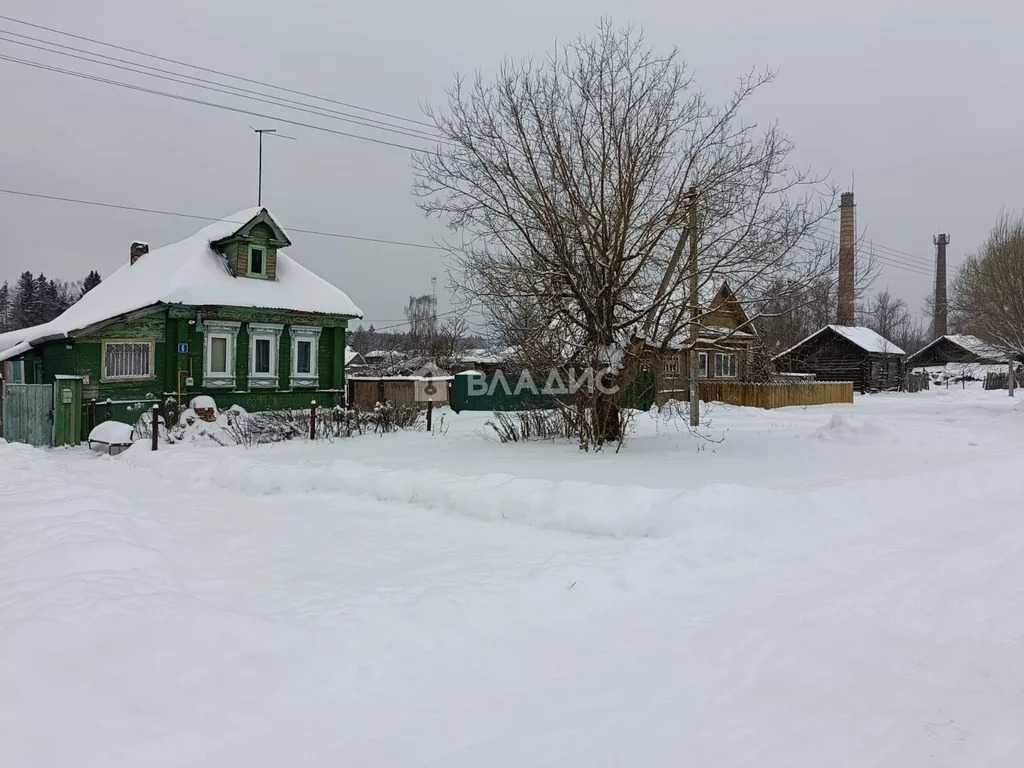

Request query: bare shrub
[
  {"left": 486, "top": 409, "right": 577, "bottom": 443},
  {"left": 370, "top": 402, "right": 424, "bottom": 434}
]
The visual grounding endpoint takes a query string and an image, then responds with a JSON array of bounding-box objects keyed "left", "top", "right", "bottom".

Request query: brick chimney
[
  {"left": 933, "top": 234, "right": 949, "bottom": 339},
  {"left": 130, "top": 241, "right": 149, "bottom": 265},
  {"left": 836, "top": 192, "right": 856, "bottom": 326}
]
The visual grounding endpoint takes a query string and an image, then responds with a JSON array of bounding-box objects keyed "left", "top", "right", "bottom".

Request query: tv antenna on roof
[{"left": 251, "top": 127, "right": 296, "bottom": 206}]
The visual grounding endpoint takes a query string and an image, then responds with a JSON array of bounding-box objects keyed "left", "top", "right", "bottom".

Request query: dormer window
[
  {"left": 247, "top": 245, "right": 266, "bottom": 277},
  {"left": 210, "top": 208, "right": 291, "bottom": 279}
]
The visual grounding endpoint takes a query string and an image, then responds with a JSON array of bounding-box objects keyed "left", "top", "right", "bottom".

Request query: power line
[
  {"left": 0, "top": 49, "right": 942, "bottom": 277},
  {"left": 0, "top": 31, "right": 448, "bottom": 145},
  {"left": 870, "top": 239, "right": 935, "bottom": 265},
  {"left": 0, "top": 188, "right": 447, "bottom": 251},
  {"left": 869, "top": 241, "right": 932, "bottom": 268},
  {"left": 0, "top": 52, "right": 433, "bottom": 152},
  {"left": 795, "top": 229, "right": 932, "bottom": 276},
  {"left": 0, "top": 13, "right": 435, "bottom": 129},
  {"left": 0, "top": 14, "right": 941, "bottom": 276}
]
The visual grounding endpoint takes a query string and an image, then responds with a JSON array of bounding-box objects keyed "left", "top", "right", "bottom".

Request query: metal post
[
  {"left": 257, "top": 130, "right": 263, "bottom": 206},
  {"left": 427, "top": 399, "right": 433, "bottom": 432},
  {"left": 309, "top": 399, "right": 317, "bottom": 440},
  {"left": 1009, "top": 361, "right": 1016, "bottom": 398},
  {"left": 151, "top": 403, "right": 159, "bottom": 451}
]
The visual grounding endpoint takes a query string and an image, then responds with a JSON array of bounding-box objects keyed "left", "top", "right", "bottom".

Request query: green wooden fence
[{"left": 1, "top": 383, "right": 53, "bottom": 447}]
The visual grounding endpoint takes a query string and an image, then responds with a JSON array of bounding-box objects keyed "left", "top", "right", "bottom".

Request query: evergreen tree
[
  {"left": 82, "top": 270, "right": 102, "bottom": 294},
  {"left": 0, "top": 281, "right": 10, "bottom": 332},
  {"left": 12, "top": 271, "right": 36, "bottom": 329},
  {"left": 50, "top": 279, "right": 80, "bottom": 316},
  {"left": 32, "top": 273, "right": 60, "bottom": 324}
]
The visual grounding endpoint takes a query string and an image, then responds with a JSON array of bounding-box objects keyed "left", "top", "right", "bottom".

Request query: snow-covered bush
[
  {"left": 369, "top": 401, "right": 423, "bottom": 434},
  {"left": 486, "top": 409, "right": 576, "bottom": 443}
]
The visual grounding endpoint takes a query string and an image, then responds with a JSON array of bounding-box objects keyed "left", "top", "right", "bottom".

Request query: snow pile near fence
[{"left": 121, "top": 447, "right": 797, "bottom": 538}]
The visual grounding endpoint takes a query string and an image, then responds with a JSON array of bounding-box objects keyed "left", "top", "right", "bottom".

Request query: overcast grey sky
[{"left": 0, "top": 0, "right": 1018, "bottom": 330}]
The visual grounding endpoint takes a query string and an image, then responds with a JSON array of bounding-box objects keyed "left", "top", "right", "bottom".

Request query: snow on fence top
[
  {"left": 774, "top": 325, "right": 905, "bottom": 360},
  {"left": 0, "top": 207, "right": 363, "bottom": 361}
]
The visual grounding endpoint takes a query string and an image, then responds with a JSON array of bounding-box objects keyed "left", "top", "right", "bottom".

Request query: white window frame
[
  {"left": 289, "top": 325, "right": 322, "bottom": 388},
  {"left": 698, "top": 351, "right": 708, "bottom": 379},
  {"left": 203, "top": 321, "right": 240, "bottom": 388},
  {"left": 101, "top": 339, "right": 155, "bottom": 382},
  {"left": 714, "top": 352, "right": 738, "bottom": 379},
  {"left": 248, "top": 323, "right": 283, "bottom": 388}
]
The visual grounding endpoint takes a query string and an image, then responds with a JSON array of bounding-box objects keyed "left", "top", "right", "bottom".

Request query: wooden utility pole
[
  {"left": 1009, "top": 362, "right": 1016, "bottom": 398},
  {"left": 642, "top": 189, "right": 696, "bottom": 338},
  {"left": 687, "top": 188, "right": 700, "bottom": 428}
]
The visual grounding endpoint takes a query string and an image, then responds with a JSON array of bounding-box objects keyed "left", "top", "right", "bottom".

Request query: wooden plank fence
[
  {"left": 346, "top": 377, "right": 451, "bottom": 410},
  {"left": 658, "top": 380, "right": 854, "bottom": 410},
  {"left": 904, "top": 371, "right": 930, "bottom": 393}
]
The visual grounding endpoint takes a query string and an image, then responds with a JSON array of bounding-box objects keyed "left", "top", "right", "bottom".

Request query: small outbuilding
[
  {"left": 906, "top": 334, "right": 1005, "bottom": 368},
  {"left": 773, "top": 325, "right": 905, "bottom": 393}
]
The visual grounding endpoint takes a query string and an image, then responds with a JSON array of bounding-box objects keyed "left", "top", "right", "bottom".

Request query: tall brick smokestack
[
  {"left": 837, "top": 192, "right": 856, "bottom": 326},
  {"left": 933, "top": 234, "right": 949, "bottom": 339}
]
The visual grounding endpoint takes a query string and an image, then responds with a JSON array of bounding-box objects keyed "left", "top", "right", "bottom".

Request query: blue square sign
[{"left": 177, "top": 343, "right": 189, "bottom": 354}]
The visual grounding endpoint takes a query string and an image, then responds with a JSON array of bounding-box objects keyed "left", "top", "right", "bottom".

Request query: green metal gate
[{"left": 1, "top": 383, "right": 53, "bottom": 447}]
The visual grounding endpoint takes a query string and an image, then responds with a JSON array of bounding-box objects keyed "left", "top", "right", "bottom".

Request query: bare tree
[
  {"left": 415, "top": 21, "right": 840, "bottom": 446},
  {"left": 858, "top": 289, "right": 928, "bottom": 354},
  {"left": 951, "top": 213, "right": 1024, "bottom": 361},
  {"left": 404, "top": 294, "right": 438, "bottom": 351},
  {"left": 431, "top": 314, "right": 469, "bottom": 371}
]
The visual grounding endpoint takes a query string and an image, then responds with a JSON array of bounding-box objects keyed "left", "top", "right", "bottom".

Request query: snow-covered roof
[
  {"left": 344, "top": 346, "right": 364, "bottom": 366},
  {"left": 773, "top": 325, "right": 905, "bottom": 360},
  {"left": 459, "top": 348, "right": 508, "bottom": 364},
  {"left": 364, "top": 349, "right": 406, "bottom": 360},
  {"left": 0, "top": 208, "right": 363, "bottom": 362},
  {"left": 908, "top": 334, "right": 1006, "bottom": 363}
]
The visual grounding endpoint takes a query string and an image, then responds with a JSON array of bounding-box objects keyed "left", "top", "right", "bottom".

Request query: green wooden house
[{"left": 0, "top": 207, "right": 363, "bottom": 444}]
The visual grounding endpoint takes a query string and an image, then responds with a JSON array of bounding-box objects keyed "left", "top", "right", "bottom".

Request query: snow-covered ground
[{"left": 3, "top": 386, "right": 1024, "bottom": 766}]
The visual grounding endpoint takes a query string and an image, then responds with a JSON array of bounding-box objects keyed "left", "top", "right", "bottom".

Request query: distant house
[
  {"left": 906, "top": 334, "right": 1006, "bottom": 368},
  {"left": 650, "top": 282, "right": 758, "bottom": 390},
  {"left": 363, "top": 349, "right": 406, "bottom": 366},
  {"left": 0, "top": 207, "right": 362, "bottom": 445},
  {"left": 344, "top": 346, "right": 367, "bottom": 371},
  {"left": 452, "top": 348, "right": 510, "bottom": 375},
  {"left": 773, "top": 325, "right": 904, "bottom": 392}
]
